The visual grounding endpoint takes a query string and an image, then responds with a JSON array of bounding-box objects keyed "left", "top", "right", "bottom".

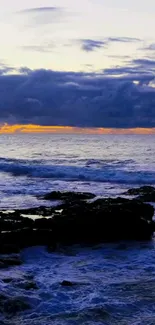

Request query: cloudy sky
[{"left": 0, "top": 0, "right": 155, "bottom": 129}]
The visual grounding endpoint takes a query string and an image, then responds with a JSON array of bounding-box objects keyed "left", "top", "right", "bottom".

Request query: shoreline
[{"left": 1, "top": 186, "right": 155, "bottom": 324}]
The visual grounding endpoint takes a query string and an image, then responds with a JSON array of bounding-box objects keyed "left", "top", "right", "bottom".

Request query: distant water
[{"left": 0, "top": 133, "right": 155, "bottom": 208}]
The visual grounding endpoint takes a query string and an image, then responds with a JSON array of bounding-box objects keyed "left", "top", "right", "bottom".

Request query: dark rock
[
  {"left": 0, "top": 256, "right": 22, "bottom": 268},
  {"left": 3, "top": 297, "right": 31, "bottom": 314},
  {"left": 60, "top": 280, "right": 75, "bottom": 286},
  {"left": 24, "top": 281, "right": 38, "bottom": 290},
  {"left": 43, "top": 191, "right": 95, "bottom": 201},
  {"left": 17, "top": 281, "right": 38, "bottom": 290},
  {"left": 0, "top": 293, "right": 8, "bottom": 313},
  {"left": 0, "top": 193, "right": 154, "bottom": 250},
  {"left": 125, "top": 186, "right": 155, "bottom": 196},
  {"left": 2, "top": 278, "right": 14, "bottom": 283},
  {"left": 138, "top": 192, "right": 155, "bottom": 202},
  {"left": 51, "top": 199, "right": 154, "bottom": 244},
  {"left": 0, "top": 214, "right": 34, "bottom": 232},
  {"left": 60, "top": 280, "right": 88, "bottom": 287},
  {"left": 34, "top": 217, "right": 53, "bottom": 229},
  {"left": 125, "top": 186, "right": 155, "bottom": 202},
  {"left": 0, "top": 228, "right": 55, "bottom": 251},
  {"left": 0, "top": 244, "right": 20, "bottom": 255},
  {"left": 90, "top": 197, "right": 130, "bottom": 206}
]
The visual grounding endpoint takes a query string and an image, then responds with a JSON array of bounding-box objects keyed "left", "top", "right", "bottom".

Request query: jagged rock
[
  {"left": 125, "top": 186, "right": 155, "bottom": 196},
  {"left": 125, "top": 186, "right": 155, "bottom": 202},
  {"left": 42, "top": 191, "right": 95, "bottom": 201},
  {"left": 0, "top": 194, "right": 154, "bottom": 250},
  {"left": 51, "top": 200, "right": 154, "bottom": 244}
]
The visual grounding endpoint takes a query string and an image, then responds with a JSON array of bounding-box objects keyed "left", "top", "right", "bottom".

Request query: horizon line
[{"left": 0, "top": 124, "right": 155, "bottom": 134}]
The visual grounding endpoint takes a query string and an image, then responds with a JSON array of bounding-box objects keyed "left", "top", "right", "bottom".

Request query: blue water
[
  {"left": 0, "top": 133, "right": 155, "bottom": 208},
  {"left": 0, "top": 133, "right": 155, "bottom": 325}
]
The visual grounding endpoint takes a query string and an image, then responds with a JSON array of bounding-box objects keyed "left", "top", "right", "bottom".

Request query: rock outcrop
[
  {"left": 0, "top": 191, "right": 154, "bottom": 254},
  {"left": 125, "top": 186, "right": 155, "bottom": 202}
]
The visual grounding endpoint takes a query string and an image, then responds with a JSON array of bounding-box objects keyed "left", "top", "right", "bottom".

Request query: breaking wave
[{"left": 0, "top": 158, "right": 155, "bottom": 184}]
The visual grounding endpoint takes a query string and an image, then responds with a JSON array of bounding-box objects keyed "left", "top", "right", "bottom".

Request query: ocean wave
[{"left": 0, "top": 158, "right": 155, "bottom": 184}]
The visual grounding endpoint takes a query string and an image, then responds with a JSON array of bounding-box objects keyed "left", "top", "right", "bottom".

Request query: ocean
[
  {"left": 1, "top": 133, "right": 155, "bottom": 325},
  {"left": 0, "top": 133, "right": 155, "bottom": 208}
]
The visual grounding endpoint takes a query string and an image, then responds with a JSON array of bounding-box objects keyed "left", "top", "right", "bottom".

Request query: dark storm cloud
[
  {"left": 79, "top": 39, "right": 107, "bottom": 52},
  {"left": 0, "top": 61, "right": 155, "bottom": 128}
]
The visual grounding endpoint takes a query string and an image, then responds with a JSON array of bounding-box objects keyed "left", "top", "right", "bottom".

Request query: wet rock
[
  {"left": 0, "top": 213, "right": 34, "bottom": 232},
  {"left": 139, "top": 193, "right": 155, "bottom": 202},
  {"left": 16, "top": 280, "right": 38, "bottom": 290},
  {"left": 51, "top": 199, "right": 154, "bottom": 244},
  {"left": 0, "top": 293, "right": 8, "bottom": 313},
  {"left": 2, "top": 278, "right": 14, "bottom": 283},
  {"left": 0, "top": 193, "right": 154, "bottom": 249},
  {"left": 60, "top": 280, "right": 88, "bottom": 287},
  {"left": 90, "top": 197, "right": 130, "bottom": 206},
  {"left": 60, "top": 280, "right": 75, "bottom": 287},
  {"left": 125, "top": 186, "right": 155, "bottom": 196},
  {"left": 3, "top": 297, "right": 31, "bottom": 314},
  {"left": 24, "top": 281, "right": 38, "bottom": 290},
  {"left": 125, "top": 186, "right": 155, "bottom": 202},
  {"left": 43, "top": 191, "right": 95, "bottom": 201},
  {"left": 0, "top": 228, "right": 54, "bottom": 251},
  {"left": 0, "top": 255, "right": 22, "bottom": 268}
]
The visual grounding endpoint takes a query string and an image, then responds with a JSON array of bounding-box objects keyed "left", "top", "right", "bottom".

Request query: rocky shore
[
  {"left": 0, "top": 186, "right": 155, "bottom": 261},
  {"left": 0, "top": 186, "right": 155, "bottom": 321}
]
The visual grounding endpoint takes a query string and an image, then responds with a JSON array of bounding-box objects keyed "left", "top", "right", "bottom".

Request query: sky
[{"left": 0, "top": 0, "right": 155, "bottom": 131}]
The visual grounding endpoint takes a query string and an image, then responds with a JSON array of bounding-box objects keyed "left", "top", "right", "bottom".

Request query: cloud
[
  {"left": 133, "top": 59, "right": 155, "bottom": 67},
  {"left": 17, "top": 6, "right": 65, "bottom": 26},
  {"left": 143, "top": 43, "right": 155, "bottom": 51},
  {"left": 78, "top": 37, "right": 141, "bottom": 53},
  {"left": 18, "top": 7, "right": 61, "bottom": 14},
  {"left": 21, "top": 43, "right": 55, "bottom": 53},
  {"left": 0, "top": 61, "right": 155, "bottom": 128},
  {"left": 108, "top": 37, "right": 141, "bottom": 43},
  {"left": 103, "top": 58, "right": 155, "bottom": 77},
  {"left": 79, "top": 39, "right": 107, "bottom": 52},
  {"left": 0, "top": 63, "right": 14, "bottom": 75}
]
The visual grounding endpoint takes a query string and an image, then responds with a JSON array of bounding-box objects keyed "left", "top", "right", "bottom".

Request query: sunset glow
[{"left": 0, "top": 124, "right": 155, "bottom": 135}]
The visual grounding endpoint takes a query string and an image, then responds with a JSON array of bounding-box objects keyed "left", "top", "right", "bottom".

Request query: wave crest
[{"left": 0, "top": 158, "right": 155, "bottom": 184}]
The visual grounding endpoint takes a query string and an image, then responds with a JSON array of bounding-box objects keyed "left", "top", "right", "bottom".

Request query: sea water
[
  {"left": 0, "top": 133, "right": 155, "bottom": 325},
  {"left": 0, "top": 133, "right": 155, "bottom": 208}
]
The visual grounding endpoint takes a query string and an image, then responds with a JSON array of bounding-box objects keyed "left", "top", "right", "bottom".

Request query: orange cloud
[{"left": 0, "top": 124, "right": 155, "bottom": 134}]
